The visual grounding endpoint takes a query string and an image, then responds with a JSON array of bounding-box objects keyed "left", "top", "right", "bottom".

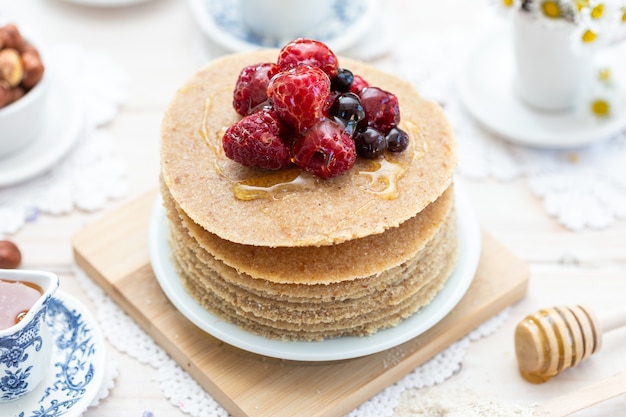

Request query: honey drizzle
[
  {"left": 357, "top": 120, "right": 427, "bottom": 200},
  {"left": 200, "top": 97, "right": 217, "bottom": 153},
  {"left": 200, "top": 98, "right": 230, "bottom": 180},
  {"left": 322, "top": 122, "right": 427, "bottom": 236},
  {"left": 233, "top": 168, "right": 318, "bottom": 200},
  {"left": 202, "top": 108, "right": 426, "bottom": 201}
]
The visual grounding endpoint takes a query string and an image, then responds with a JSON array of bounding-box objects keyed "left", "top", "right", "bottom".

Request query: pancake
[
  {"left": 162, "top": 181, "right": 458, "bottom": 340},
  {"left": 160, "top": 50, "right": 456, "bottom": 248},
  {"left": 159, "top": 48, "right": 459, "bottom": 341}
]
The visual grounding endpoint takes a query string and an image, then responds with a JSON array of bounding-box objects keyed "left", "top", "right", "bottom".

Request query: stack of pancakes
[{"left": 160, "top": 51, "right": 458, "bottom": 341}]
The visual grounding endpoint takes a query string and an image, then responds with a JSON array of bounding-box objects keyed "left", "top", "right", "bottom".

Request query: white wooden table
[{"left": 2, "top": 0, "right": 626, "bottom": 416}]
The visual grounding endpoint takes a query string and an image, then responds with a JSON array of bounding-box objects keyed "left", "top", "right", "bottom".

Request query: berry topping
[
  {"left": 267, "top": 65, "right": 331, "bottom": 133},
  {"left": 222, "top": 38, "right": 409, "bottom": 179},
  {"left": 275, "top": 38, "right": 339, "bottom": 79},
  {"left": 350, "top": 74, "right": 369, "bottom": 95},
  {"left": 222, "top": 109, "right": 293, "bottom": 170},
  {"left": 355, "top": 127, "right": 387, "bottom": 159},
  {"left": 232, "top": 62, "right": 277, "bottom": 116},
  {"left": 386, "top": 127, "right": 409, "bottom": 153},
  {"left": 329, "top": 92, "right": 365, "bottom": 135},
  {"left": 359, "top": 86, "right": 400, "bottom": 134},
  {"left": 331, "top": 68, "right": 354, "bottom": 93},
  {"left": 292, "top": 119, "right": 356, "bottom": 179}
]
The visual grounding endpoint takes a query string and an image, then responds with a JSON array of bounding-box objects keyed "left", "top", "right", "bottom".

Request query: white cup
[
  {"left": 238, "top": 0, "right": 333, "bottom": 40},
  {"left": 0, "top": 269, "right": 59, "bottom": 402},
  {"left": 512, "top": 11, "right": 592, "bottom": 111}
]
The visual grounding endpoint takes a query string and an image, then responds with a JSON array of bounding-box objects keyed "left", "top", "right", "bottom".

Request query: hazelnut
[
  {"left": 21, "top": 43, "right": 40, "bottom": 58},
  {"left": 0, "top": 240, "right": 22, "bottom": 269},
  {"left": 0, "top": 24, "right": 25, "bottom": 51},
  {"left": 20, "top": 50, "right": 44, "bottom": 89},
  {"left": 0, "top": 80, "right": 10, "bottom": 108},
  {"left": 10, "top": 86, "right": 25, "bottom": 104},
  {"left": 0, "top": 48, "right": 24, "bottom": 87}
]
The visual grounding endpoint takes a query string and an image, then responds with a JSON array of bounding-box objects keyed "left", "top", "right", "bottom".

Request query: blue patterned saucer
[
  {"left": 187, "top": 0, "right": 377, "bottom": 53},
  {"left": 0, "top": 292, "right": 106, "bottom": 417}
]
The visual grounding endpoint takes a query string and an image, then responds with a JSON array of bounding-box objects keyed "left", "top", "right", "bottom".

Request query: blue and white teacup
[{"left": 0, "top": 269, "right": 59, "bottom": 402}]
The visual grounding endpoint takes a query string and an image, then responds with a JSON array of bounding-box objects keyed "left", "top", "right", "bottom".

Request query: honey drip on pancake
[
  {"left": 328, "top": 123, "right": 426, "bottom": 236},
  {"left": 357, "top": 121, "right": 425, "bottom": 200},
  {"left": 205, "top": 96, "right": 423, "bottom": 201},
  {"left": 200, "top": 97, "right": 231, "bottom": 179},
  {"left": 200, "top": 98, "right": 220, "bottom": 155},
  {"left": 227, "top": 122, "right": 424, "bottom": 201},
  {"left": 233, "top": 168, "right": 318, "bottom": 200}
]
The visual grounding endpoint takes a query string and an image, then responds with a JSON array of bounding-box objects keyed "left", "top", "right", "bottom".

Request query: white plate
[
  {"left": 148, "top": 187, "right": 482, "bottom": 362},
  {"left": 456, "top": 28, "right": 626, "bottom": 149},
  {"left": 187, "top": 0, "right": 377, "bottom": 54},
  {"left": 0, "top": 73, "right": 83, "bottom": 187},
  {"left": 0, "top": 291, "right": 106, "bottom": 417}
]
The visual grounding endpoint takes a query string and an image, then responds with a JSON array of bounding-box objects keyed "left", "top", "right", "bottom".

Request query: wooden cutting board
[{"left": 73, "top": 190, "right": 529, "bottom": 417}]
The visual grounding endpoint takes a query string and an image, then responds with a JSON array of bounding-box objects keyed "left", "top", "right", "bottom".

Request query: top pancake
[{"left": 160, "top": 50, "right": 456, "bottom": 247}]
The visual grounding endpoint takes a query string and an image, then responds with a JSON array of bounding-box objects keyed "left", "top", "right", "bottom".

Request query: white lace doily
[
  {"left": 394, "top": 30, "right": 626, "bottom": 231},
  {"left": 75, "top": 266, "right": 509, "bottom": 417},
  {"left": 0, "top": 45, "right": 129, "bottom": 236}
]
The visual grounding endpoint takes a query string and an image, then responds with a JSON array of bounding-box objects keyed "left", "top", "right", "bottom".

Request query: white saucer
[
  {"left": 148, "top": 187, "right": 481, "bottom": 362},
  {"left": 187, "top": 0, "right": 377, "bottom": 54},
  {"left": 456, "top": 28, "right": 626, "bottom": 149},
  {"left": 0, "top": 73, "right": 83, "bottom": 187},
  {"left": 0, "top": 291, "right": 106, "bottom": 417}
]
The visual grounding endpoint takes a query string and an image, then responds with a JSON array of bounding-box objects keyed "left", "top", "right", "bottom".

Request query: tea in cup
[{"left": 0, "top": 269, "right": 59, "bottom": 402}]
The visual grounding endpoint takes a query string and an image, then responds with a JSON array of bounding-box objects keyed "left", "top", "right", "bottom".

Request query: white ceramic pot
[{"left": 512, "top": 11, "right": 592, "bottom": 111}]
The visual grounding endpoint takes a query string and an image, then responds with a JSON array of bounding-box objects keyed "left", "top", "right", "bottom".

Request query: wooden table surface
[{"left": 2, "top": 0, "right": 626, "bottom": 416}]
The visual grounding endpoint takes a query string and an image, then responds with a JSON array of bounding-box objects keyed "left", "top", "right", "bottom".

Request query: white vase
[{"left": 512, "top": 11, "right": 592, "bottom": 111}]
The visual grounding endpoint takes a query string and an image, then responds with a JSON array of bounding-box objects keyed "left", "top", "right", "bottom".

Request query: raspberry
[
  {"left": 222, "top": 109, "right": 293, "bottom": 170},
  {"left": 232, "top": 62, "right": 277, "bottom": 116},
  {"left": 292, "top": 119, "right": 356, "bottom": 178},
  {"left": 274, "top": 38, "right": 339, "bottom": 79},
  {"left": 359, "top": 86, "right": 400, "bottom": 134},
  {"left": 350, "top": 74, "right": 369, "bottom": 95},
  {"left": 267, "top": 65, "right": 331, "bottom": 133}
]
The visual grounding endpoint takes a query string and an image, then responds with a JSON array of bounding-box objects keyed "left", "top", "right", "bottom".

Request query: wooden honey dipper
[{"left": 515, "top": 305, "right": 626, "bottom": 383}]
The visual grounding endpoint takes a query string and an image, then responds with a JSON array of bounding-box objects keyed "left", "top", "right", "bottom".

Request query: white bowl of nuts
[{"left": 0, "top": 23, "right": 47, "bottom": 158}]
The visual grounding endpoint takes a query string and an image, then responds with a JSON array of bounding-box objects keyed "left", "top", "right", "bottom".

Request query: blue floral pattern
[
  {"left": 0, "top": 306, "right": 47, "bottom": 401},
  {"left": 1, "top": 295, "right": 102, "bottom": 417}
]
